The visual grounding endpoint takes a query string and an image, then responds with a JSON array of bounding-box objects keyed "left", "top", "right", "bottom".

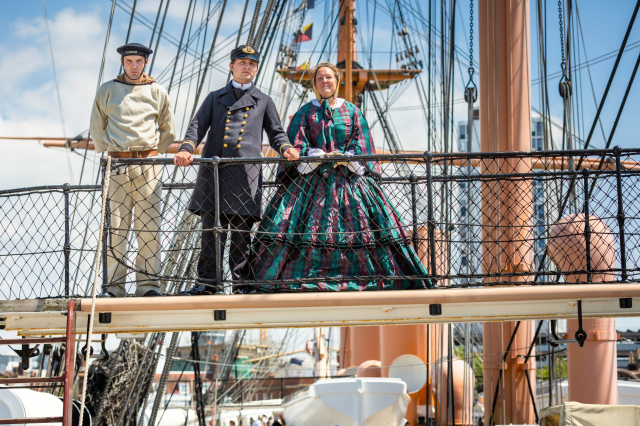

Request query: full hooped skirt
[{"left": 251, "top": 167, "right": 431, "bottom": 292}]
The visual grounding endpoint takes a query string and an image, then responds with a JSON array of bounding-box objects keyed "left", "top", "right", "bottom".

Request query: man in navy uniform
[{"left": 174, "top": 45, "right": 298, "bottom": 295}]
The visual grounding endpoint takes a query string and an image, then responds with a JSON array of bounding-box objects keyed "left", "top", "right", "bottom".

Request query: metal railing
[{"left": 1, "top": 148, "right": 639, "bottom": 300}]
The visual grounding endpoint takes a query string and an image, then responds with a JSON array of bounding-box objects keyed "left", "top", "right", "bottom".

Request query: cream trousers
[{"left": 106, "top": 161, "right": 163, "bottom": 297}]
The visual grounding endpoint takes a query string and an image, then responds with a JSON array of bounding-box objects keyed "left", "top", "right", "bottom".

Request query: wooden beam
[
  {"left": 0, "top": 418, "right": 63, "bottom": 425},
  {"left": 2, "top": 284, "right": 640, "bottom": 335},
  {"left": 0, "top": 376, "right": 63, "bottom": 384}
]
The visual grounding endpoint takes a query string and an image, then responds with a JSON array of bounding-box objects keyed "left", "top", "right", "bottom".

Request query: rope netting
[{"left": 2, "top": 149, "right": 640, "bottom": 299}]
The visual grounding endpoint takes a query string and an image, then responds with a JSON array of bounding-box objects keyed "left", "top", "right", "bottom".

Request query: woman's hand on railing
[{"left": 174, "top": 150, "right": 193, "bottom": 167}]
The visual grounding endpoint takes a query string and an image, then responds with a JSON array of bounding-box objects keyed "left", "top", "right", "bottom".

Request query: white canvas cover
[{"left": 540, "top": 401, "right": 640, "bottom": 426}]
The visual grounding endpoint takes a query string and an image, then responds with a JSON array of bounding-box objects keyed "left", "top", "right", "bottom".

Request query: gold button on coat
[
  {"left": 227, "top": 111, "right": 231, "bottom": 115},
  {"left": 238, "top": 137, "right": 242, "bottom": 141},
  {"left": 242, "top": 121, "right": 246, "bottom": 125},
  {"left": 224, "top": 135, "right": 228, "bottom": 139},
  {"left": 226, "top": 119, "right": 230, "bottom": 123},
  {"left": 237, "top": 144, "right": 242, "bottom": 148},
  {"left": 223, "top": 144, "right": 228, "bottom": 147},
  {"left": 240, "top": 129, "right": 244, "bottom": 133},
  {"left": 225, "top": 127, "right": 229, "bottom": 131},
  {"left": 246, "top": 107, "right": 250, "bottom": 110},
  {"left": 243, "top": 114, "right": 248, "bottom": 118}
]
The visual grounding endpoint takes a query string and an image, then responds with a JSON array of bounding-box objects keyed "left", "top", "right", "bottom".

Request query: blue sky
[{"left": 1, "top": 0, "right": 640, "bottom": 331}]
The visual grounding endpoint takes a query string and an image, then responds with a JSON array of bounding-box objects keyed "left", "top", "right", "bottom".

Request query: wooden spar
[
  {"left": 277, "top": 0, "right": 418, "bottom": 97},
  {"left": 2, "top": 284, "right": 640, "bottom": 335},
  {"left": 31, "top": 140, "right": 640, "bottom": 171}
]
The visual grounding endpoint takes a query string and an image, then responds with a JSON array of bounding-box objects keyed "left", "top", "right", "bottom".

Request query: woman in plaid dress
[{"left": 251, "top": 63, "right": 432, "bottom": 292}]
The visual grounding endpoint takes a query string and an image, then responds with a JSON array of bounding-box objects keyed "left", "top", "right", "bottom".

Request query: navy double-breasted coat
[{"left": 180, "top": 82, "right": 293, "bottom": 218}]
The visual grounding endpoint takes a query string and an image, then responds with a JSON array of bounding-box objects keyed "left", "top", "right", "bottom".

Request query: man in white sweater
[{"left": 90, "top": 43, "right": 176, "bottom": 297}]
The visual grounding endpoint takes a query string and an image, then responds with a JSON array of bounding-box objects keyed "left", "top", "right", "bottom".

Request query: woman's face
[{"left": 315, "top": 67, "right": 337, "bottom": 98}]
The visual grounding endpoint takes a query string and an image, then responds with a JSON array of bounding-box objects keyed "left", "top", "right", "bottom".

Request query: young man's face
[
  {"left": 230, "top": 58, "right": 258, "bottom": 84},
  {"left": 121, "top": 55, "right": 148, "bottom": 79}
]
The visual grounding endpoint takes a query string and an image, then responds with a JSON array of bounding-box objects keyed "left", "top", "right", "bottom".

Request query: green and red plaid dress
[{"left": 252, "top": 99, "right": 431, "bottom": 292}]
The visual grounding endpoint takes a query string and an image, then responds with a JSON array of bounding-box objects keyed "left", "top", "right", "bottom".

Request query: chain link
[
  {"left": 468, "top": 0, "right": 474, "bottom": 76},
  {"left": 559, "top": 0, "right": 566, "bottom": 71}
]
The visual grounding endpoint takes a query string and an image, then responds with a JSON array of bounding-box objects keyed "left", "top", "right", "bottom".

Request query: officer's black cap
[
  {"left": 117, "top": 43, "right": 153, "bottom": 58},
  {"left": 230, "top": 45, "right": 260, "bottom": 63}
]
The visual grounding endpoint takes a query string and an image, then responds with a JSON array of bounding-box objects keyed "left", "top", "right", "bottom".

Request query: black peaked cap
[
  {"left": 117, "top": 43, "right": 153, "bottom": 58},
  {"left": 230, "top": 45, "right": 260, "bottom": 63}
]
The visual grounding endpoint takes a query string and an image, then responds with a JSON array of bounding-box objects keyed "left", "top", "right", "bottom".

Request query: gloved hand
[
  {"left": 341, "top": 150, "right": 366, "bottom": 176},
  {"left": 298, "top": 148, "right": 326, "bottom": 174}
]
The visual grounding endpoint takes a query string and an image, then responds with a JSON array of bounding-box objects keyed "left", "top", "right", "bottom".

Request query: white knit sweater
[{"left": 90, "top": 76, "right": 176, "bottom": 153}]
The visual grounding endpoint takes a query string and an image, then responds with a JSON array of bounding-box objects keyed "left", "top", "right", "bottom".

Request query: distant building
[
  {"left": 456, "top": 112, "right": 558, "bottom": 283},
  {"left": 0, "top": 346, "right": 22, "bottom": 374}
]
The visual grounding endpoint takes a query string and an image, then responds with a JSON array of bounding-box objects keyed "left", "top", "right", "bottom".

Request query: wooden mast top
[{"left": 276, "top": 0, "right": 421, "bottom": 104}]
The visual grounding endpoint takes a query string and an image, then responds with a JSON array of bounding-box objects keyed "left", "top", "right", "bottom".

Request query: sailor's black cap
[
  {"left": 230, "top": 45, "right": 260, "bottom": 63},
  {"left": 117, "top": 43, "right": 153, "bottom": 58}
]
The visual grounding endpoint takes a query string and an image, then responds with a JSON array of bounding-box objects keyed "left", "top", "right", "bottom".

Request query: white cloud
[
  {"left": 137, "top": 0, "right": 195, "bottom": 23},
  {"left": 0, "top": 7, "right": 117, "bottom": 188}
]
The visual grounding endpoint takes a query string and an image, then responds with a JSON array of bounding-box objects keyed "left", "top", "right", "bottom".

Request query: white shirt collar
[
  {"left": 311, "top": 97, "right": 345, "bottom": 109},
  {"left": 231, "top": 80, "right": 252, "bottom": 90}
]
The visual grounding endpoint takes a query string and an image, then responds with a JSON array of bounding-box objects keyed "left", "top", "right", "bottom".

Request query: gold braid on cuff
[{"left": 182, "top": 140, "right": 196, "bottom": 150}]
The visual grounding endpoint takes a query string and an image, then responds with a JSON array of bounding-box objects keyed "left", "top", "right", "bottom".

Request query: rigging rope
[
  {"left": 119, "top": 0, "right": 138, "bottom": 75},
  {"left": 247, "top": 0, "right": 264, "bottom": 45},
  {"left": 236, "top": 0, "right": 251, "bottom": 48},
  {"left": 149, "top": 0, "right": 172, "bottom": 76},
  {"left": 179, "top": 0, "right": 210, "bottom": 136},
  {"left": 167, "top": 0, "right": 195, "bottom": 94},
  {"left": 189, "top": 0, "right": 228, "bottom": 123},
  {"left": 172, "top": 0, "right": 199, "bottom": 108},
  {"left": 148, "top": 332, "right": 180, "bottom": 425},
  {"left": 78, "top": 157, "right": 112, "bottom": 426},
  {"left": 581, "top": 0, "right": 640, "bottom": 151},
  {"left": 226, "top": 0, "right": 251, "bottom": 83},
  {"left": 191, "top": 332, "right": 207, "bottom": 426},
  {"left": 255, "top": 0, "right": 289, "bottom": 83},
  {"left": 42, "top": 0, "right": 74, "bottom": 185},
  {"left": 148, "top": 0, "right": 165, "bottom": 48},
  {"left": 254, "top": 0, "right": 277, "bottom": 49}
]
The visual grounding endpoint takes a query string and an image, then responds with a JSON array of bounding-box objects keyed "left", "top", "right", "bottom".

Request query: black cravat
[{"left": 234, "top": 87, "right": 247, "bottom": 100}]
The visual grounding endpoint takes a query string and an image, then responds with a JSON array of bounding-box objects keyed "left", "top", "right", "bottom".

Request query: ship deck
[{"left": 2, "top": 283, "right": 640, "bottom": 336}]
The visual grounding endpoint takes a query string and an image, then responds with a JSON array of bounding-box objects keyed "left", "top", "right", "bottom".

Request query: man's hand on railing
[
  {"left": 173, "top": 150, "right": 193, "bottom": 167},
  {"left": 283, "top": 147, "right": 300, "bottom": 161}
]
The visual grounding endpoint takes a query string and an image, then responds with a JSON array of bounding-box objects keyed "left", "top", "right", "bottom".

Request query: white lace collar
[
  {"left": 311, "top": 97, "right": 345, "bottom": 109},
  {"left": 231, "top": 80, "right": 252, "bottom": 90}
]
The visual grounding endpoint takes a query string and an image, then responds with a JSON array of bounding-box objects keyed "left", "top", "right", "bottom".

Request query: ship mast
[
  {"left": 337, "top": 0, "right": 356, "bottom": 102},
  {"left": 276, "top": 0, "right": 420, "bottom": 106}
]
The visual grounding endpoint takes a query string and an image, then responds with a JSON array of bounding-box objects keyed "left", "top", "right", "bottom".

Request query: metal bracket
[
  {"left": 620, "top": 298, "right": 633, "bottom": 309},
  {"left": 429, "top": 304, "right": 442, "bottom": 316},
  {"left": 93, "top": 334, "right": 110, "bottom": 361},
  {"left": 99, "top": 312, "right": 112, "bottom": 324},
  {"left": 575, "top": 300, "right": 587, "bottom": 347},
  {"left": 10, "top": 341, "right": 40, "bottom": 370},
  {"left": 549, "top": 300, "right": 587, "bottom": 347}
]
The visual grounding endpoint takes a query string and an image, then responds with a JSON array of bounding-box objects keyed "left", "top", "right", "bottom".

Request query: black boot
[
  {"left": 178, "top": 283, "right": 224, "bottom": 296},
  {"left": 233, "top": 285, "right": 258, "bottom": 294}
]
